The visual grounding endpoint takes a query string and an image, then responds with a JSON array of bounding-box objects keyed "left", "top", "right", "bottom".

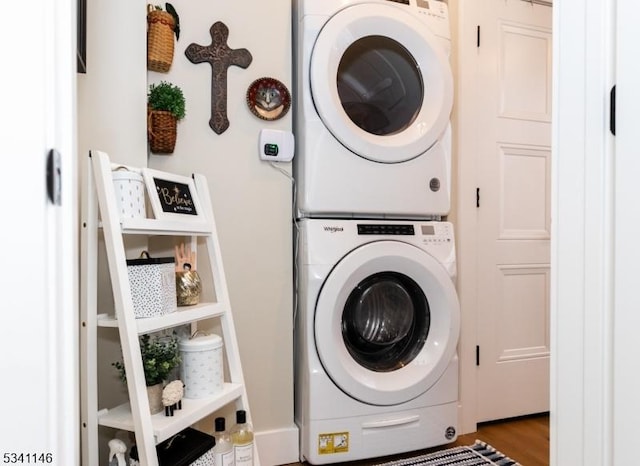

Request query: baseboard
[{"left": 255, "top": 424, "right": 300, "bottom": 465}]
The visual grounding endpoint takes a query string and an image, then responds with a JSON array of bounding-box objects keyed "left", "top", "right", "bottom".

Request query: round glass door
[
  {"left": 342, "top": 272, "right": 430, "bottom": 372},
  {"left": 338, "top": 36, "right": 423, "bottom": 136},
  {"left": 310, "top": 3, "right": 453, "bottom": 163},
  {"left": 314, "top": 241, "right": 460, "bottom": 406}
]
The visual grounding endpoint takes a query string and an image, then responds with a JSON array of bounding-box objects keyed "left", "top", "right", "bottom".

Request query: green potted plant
[
  {"left": 113, "top": 333, "right": 181, "bottom": 414},
  {"left": 147, "top": 80, "right": 186, "bottom": 154}
]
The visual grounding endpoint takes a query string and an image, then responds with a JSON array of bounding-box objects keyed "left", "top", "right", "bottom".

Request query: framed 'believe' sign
[{"left": 142, "top": 168, "right": 205, "bottom": 222}]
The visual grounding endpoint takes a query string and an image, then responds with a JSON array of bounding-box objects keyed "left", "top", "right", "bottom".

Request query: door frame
[
  {"left": 610, "top": 0, "right": 640, "bottom": 463},
  {"left": 2, "top": 0, "right": 78, "bottom": 461},
  {"left": 552, "top": 0, "right": 616, "bottom": 464},
  {"left": 453, "top": 0, "right": 482, "bottom": 434}
]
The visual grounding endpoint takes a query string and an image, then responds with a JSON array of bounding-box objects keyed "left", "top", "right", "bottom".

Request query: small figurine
[
  {"left": 162, "top": 379, "right": 185, "bottom": 416},
  {"left": 174, "top": 242, "right": 197, "bottom": 272},
  {"left": 175, "top": 242, "right": 201, "bottom": 306},
  {"left": 108, "top": 438, "right": 127, "bottom": 466}
]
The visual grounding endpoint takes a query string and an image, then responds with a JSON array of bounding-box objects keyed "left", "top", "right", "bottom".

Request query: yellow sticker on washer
[{"left": 318, "top": 432, "right": 349, "bottom": 455}]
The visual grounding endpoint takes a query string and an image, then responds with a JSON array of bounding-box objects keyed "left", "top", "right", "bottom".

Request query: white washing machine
[
  {"left": 295, "top": 219, "right": 460, "bottom": 464},
  {"left": 293, "top": 0, "right": 454, "bottom": 219}
]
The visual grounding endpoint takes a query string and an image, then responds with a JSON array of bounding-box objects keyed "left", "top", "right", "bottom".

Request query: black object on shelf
[{"left": 130, "top": 427, "right": 215, "bottom": 466}]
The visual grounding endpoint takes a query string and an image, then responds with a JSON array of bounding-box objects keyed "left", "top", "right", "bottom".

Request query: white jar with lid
[
  {"left": 111, "top": 167, "right": 146, "bottom": 219},
  {"left": 179, "top": 333, "right": 224, "bottom": 399}
]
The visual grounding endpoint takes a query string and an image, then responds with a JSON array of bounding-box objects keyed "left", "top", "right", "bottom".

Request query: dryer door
[
  {"left": 314, "top": 241, "right": 460, "bottom": 406},
  {"left": 310, "top": 3, "right": 453, "bottom": 163}
]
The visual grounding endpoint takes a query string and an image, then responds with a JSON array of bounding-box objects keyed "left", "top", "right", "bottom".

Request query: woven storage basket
[
  {"left": 148, "top": 109, "right": 177, "bottom": 154},
  {"left": 147, "top": 10, "right": 175, "bottom": 73}
]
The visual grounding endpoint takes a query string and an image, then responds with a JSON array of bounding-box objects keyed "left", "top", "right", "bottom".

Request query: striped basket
[
  {"left": 147, "top": 9, "right": 175, "bottom": 73},
  {"left": 148, "top": 109, "right": 177, "bottom": 154}
]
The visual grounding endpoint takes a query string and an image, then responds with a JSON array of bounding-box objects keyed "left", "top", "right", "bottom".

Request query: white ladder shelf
[{"left": 80, "top": 150, "right": 259, "bottom": 465}]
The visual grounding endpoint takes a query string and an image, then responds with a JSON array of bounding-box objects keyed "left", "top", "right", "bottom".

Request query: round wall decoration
[{"left": 246, "top": 77, "right": 291, "bottom": 121}]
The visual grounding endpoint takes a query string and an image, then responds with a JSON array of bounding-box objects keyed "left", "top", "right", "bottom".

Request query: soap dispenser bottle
[
  {"left": 213, "top": 417, "right": 234, "bottom": 466},
  {"left": 231, "top": 409, "right": 254, "bottom": 466}
]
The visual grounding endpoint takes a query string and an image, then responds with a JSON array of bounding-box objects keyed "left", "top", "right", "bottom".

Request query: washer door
[
  {"left": 314, "top": 241, "right": 460, "bottom": 406},
  {"left": 310, "top": 3, "right": 453, "bottom": 163}
]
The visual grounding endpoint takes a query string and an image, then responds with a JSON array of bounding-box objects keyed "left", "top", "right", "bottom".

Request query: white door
[
  {"left": 0, "top": 1, "right": 77, "bottom": 461},
  {"left": 475, "top": 0, "right": 553, "bottom": 422}
]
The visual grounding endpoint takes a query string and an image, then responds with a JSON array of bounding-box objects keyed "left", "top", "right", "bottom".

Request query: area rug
[{"left": 371, "top": 441, "right": 522, "bottom": 466}]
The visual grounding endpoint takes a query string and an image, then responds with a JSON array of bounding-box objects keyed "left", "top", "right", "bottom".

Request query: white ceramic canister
[
  {"left": 179, "top": 333, "right": 224, "bottom": 399},
  {"left": 111, "top": 167, "right": 146, "bottom": 219}
]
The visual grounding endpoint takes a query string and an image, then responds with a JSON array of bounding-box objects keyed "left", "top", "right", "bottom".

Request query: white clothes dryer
[
  {"left": 295, "top": 219, "right": 460, "bottom": 464},
  {"left": 293, "top": 0, "right": 454, "bottom": 219}
]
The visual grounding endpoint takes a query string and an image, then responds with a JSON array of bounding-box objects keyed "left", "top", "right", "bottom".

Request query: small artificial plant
[
  {"left": 148, "top": 81, "right": 186, "bottom": 121},
  {"left": 113, "top": 333, "right": 181, "bottom": 387}
]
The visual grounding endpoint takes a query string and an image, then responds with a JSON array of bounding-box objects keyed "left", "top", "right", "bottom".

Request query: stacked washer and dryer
[{"left": 292, "top": 0, "right": 461, "bottom": 464}]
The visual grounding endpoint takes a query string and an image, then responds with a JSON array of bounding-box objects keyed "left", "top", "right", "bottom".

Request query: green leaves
[
  {"left": 148, "top": 81, "right": 186, "bottom": 120},
  {"left": 140, "top": 334, "right": 181, "bottom": 386},
  {"left": 112, "top": 333, "right": 181, "bottom": 387}
]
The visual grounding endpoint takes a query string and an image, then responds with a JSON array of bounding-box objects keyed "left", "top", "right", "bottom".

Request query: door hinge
[
  {"left": 46, "top": 148, "right": 62, "bottom": 206},
  {"left": 610, "top": 85, "right": 616, "bottom": 136},
  {"left": 477, "top": 25, "right": 481, "bottom": 47},
  {"left": 476, "top": 345, "right": 480, "bottom": 366},
  {"left": 476, "top": 187, "right": 480, "bottom": 208}
]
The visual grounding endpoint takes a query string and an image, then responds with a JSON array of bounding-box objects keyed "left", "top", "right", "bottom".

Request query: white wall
[
  {"left": 78, "top": 1, "right": 296, "bottom": 464},
  {"left": 147, "top": 1, "right": 297, "bottom": 464},
  {"left": 77, "top": 1, "right": 147, "bottom": 164}
]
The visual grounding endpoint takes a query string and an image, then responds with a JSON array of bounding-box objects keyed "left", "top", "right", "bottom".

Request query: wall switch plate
[{"left": 259, "top": 129, "right": 295, "bottom": 162}]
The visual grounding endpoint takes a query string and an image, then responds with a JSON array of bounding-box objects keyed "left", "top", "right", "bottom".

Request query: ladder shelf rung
[
  {"left": 97, "top": 302, "right": 227, "bottom": 334},
  {"left": 97, "top": 383, "right": 245, "bottom": 443},
  {"left": 107, "top": 217, "right": 213, "bottom": 236}
]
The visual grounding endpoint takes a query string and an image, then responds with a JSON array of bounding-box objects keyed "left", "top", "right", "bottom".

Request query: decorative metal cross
[{"left": 185, "top": 22, "right": 253, "bottom": 134}]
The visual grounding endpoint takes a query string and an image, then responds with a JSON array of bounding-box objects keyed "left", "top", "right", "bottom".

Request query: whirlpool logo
[{"left": 323, "top": 226, "right": 344, "bottom": 233}]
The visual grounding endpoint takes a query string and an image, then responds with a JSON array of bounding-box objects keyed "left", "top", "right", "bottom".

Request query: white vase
[{"left": 146, "top": 383, "right": 163, "bottom": 414}]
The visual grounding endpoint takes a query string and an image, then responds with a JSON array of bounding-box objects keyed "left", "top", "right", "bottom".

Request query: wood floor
[{"left": 285, "top": 413, "right": 549, "bottom": 466}]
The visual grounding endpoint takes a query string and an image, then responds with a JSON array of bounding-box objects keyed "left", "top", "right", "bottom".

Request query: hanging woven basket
[
  {"left": 148, "top": 109, "right": 177, "bottom": 154},
  {"left": 147, "top": 10, "right": 175, "bottom": 73}
]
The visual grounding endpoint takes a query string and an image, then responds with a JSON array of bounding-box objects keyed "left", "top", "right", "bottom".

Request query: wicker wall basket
[
  {"left": 148, "top": 110, "right": 177, "bottom": 154},
  {"left": 147, "top": 10, "right": 175, "bottom": 73}
]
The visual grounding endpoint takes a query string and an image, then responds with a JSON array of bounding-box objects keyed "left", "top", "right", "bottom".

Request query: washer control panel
[
  {"left": 381, "top": 0, "right": 450, "bottom": 35},
  {"left": 356, "top": 222, "right": 453, "bottom": 244},
  {"left": 357, "top": 224, "right": 415, "bottom": 236},
  {"left": 419, "top": 222, "right": 453, "bottom": 245},
  {"left": 416, "top": 0, "right": 449, "bottom": 21}
]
